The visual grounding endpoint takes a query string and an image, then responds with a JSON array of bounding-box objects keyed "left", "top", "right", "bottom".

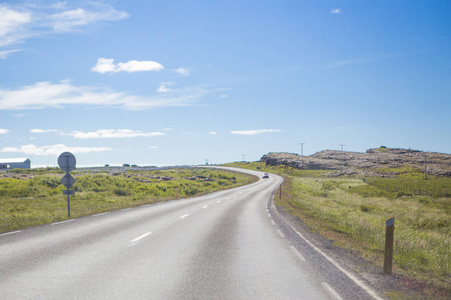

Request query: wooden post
[
  {"left": 174, "top": 187, "right": 178, "bottom": 199},
  {"left": 279, "top": 184, "right": 282, "bottom": 200},
  {"left": 384, "top": 217, "right": 395, "bottom": 275}
]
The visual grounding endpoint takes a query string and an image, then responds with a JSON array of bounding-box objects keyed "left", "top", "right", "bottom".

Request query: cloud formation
[
  {"left": 30, "top": 128, "right": 165, "bottom": 139},
  {"left": 0, "top": 81, "right": 213, "bottom": 110},
  {"left": 0, "top": 1, "right": 128, "bottom": 58},
  {"left": 175, "top": 68, "right": 190, "bottom": 76},
  {"left": 331, "top": 8, "right": 341, "bottom": 14},
  {"left": 91, "top": 58, "right": 164, "bottom": 74},
  {"left": 0, "top": 128, "right": 9, "bottom": 134},
  {"left": 0, "top": 144, "right": 111, "bottom": 156},
  {"left": 70, "top": 129, "right": 165, "bottom": 139},
  {"left": 230, "top": 129, "right": 282, "bottom": 135}
]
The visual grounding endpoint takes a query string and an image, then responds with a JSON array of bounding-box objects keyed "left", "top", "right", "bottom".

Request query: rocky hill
[{"left": 260, "top": 147, "right": 451, "bottom": 177}]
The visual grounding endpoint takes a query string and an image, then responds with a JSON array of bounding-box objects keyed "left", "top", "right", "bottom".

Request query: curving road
[{"left": 0, "top": 167, "right": 383, "bottom": 299}]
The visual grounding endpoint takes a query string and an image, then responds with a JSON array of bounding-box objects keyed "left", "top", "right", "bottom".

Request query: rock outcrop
[{"left": 259, "top": 147, "right": 451, "bottom": 177}]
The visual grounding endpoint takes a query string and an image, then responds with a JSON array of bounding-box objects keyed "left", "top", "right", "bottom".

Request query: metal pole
[
  {"left": 66, "top": 154, "right": 71, "bottom": 218},
  {"left": 299, "top": 143, "right": 304, "bottom": 156},
  {"left": 67, "top": 187, "right": 71, "bottom": 218}
]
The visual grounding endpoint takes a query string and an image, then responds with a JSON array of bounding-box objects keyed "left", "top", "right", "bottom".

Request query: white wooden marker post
[
  {"left": 58, "top": 152, "right": 76, "bottom": 218},
  {"left": 384, "top": 217, "right": 395, "bottom": 275}
]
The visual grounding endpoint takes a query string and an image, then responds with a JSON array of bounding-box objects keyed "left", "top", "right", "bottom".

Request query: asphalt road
[{"left": 0, "top": 167, "right": 384, "bottom": 299}]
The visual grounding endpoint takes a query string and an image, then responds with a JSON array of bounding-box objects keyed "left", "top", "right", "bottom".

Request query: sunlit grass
[
  {"left": 227, "top": 162, "right": 450, "bottom": 298},
  {"left": 0, "top": 168, "right": 256, "bottom": 233}
]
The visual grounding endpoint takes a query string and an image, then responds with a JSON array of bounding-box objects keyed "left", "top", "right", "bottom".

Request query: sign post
[
  {"left": 384, "top": 217, "right": 395, "bottom": 275},
  {"left": 58, "top": 152, "right": 76, "bottom": 218}
]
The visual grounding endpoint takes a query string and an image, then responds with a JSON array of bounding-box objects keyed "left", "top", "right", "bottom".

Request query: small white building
[{"left": 0, "top": 158, "right": 31, "bottom": 169}]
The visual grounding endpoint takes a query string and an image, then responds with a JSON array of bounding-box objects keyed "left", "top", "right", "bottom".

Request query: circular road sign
[{"left": 58, "top": 152, "right": 76, "bottom": 172}]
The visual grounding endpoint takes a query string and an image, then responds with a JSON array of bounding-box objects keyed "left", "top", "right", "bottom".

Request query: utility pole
[
  {"left": 241, "top": 154, "right": 245, "bottom": 162},
  {"left": 339, "top": 144, "right": 346, "bottom": 161},
  {"left": 424, "top": 152, "right": 428, "bottom": 180},
  {"left": 299, "top": 142, "right": 305, "bottom": 156}
]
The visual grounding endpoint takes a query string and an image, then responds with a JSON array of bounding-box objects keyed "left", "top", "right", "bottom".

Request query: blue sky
[{"left": 1, "top": 0, "right": 450, "bottom": 167}]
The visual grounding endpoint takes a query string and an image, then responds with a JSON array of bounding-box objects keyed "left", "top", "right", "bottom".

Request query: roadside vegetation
[
  {"left": 0, "top": 167, "right": 256, "bottom": 233},
  {"left": 225, "top": 161, "right": 451, "bottom": 299}
]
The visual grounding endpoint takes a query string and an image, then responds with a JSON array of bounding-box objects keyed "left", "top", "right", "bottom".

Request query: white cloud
[
  {"left": 0, "top": 144, "right": 112, "bottom": 156},
  {"left": 149, "top": 146, "right": 158, "bottom": 149},
  {"left": 50, "top": 7, "right": 128, "bottom": 32},
  {"left": 0, "top": 49, "right": 22, "bottom": 59},
  {"left": 209, "top": 132, "right": 217, "bottom": 135},
  {"left": 331, "top": 8, "right": 341, "bottom": 14},
  {"left": 175, "top": 67, "right": 190, "bottom": 76},
  {"left": 0, "top": 81, "right": 213, "bottom": 110},
  {"left": 0, "top": 2, "right": 128, "bottom": 58},
  {"left": 30, "top": 128, "right": 62, "bottom": 134},
  {"left": 230, "top": 129, "right": 282, "bottom": 135},
  {"left": 219, "top": 94, "right": 228, "bottom": 98},
  {"left": 92, "top": 58, "right": 164, "bottom": 74},
  {"left": 69, "top": 129, "right": 165, "bottom": 139},
  {"left": 157, "top": 85, "right": 172, "bottom": 93},
  {"left": 0, "top": 128, "right": 9, "bottom": 134},
  {"left": 90, "top": 58, "right": 116, "bottom": 73},
  {"left": 30, "top": 128, "right": 165, "bottom": 139},
  {"left": 0, "top": 5, "right": 31, "bottom": 41}
]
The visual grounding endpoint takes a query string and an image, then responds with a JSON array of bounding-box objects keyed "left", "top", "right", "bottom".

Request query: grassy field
[
  {"left": 0, "top": 167, "right": 256, "bottom": 233},
  {"left": 226, "top": 162, "right": 451, "bottom": 299}
]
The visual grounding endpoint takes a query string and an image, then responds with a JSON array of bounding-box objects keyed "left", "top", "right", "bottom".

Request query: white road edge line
[
  {"left": 93, "top": 212, "right": 109, "bottom": 217},
  {"left": 0, "top": 230, "right": 22, "bottom": 237},
  {"left": 290, "top": 246, "right": 306, "bottom": 262},
  {"left": 131, "top": 232, "right": 152, "bottom": 242},
  {"left": 179, "top": 214, "right": 190, "bottom": 219},
  {"left": 51, "top": 219, "right": 75, "bottom": 226},
  {"left": 279, "top": 209, "right": 384, "bottom": 300},
  {"left": 321, "top": 282, "right": 344, "bottom": 300}
]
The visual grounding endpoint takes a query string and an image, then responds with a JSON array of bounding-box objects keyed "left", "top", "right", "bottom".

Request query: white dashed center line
[
  {"left": 321, "top": 282, "right": 344, "bottom": 300},
  {"left": 277, "top": 229, "right": 285, "bottom": 238},
  {"left": 131, "top": 232, "right": 152, "bottom": 242},
  {"left": 202, "top": 205, "right": 208, "bottom": 209},
  {"left": 179, "top": 214, "right": 190, "bottom": 219},
  {"left": 290, "top": 246, "right": 306, "bottom": 262}
]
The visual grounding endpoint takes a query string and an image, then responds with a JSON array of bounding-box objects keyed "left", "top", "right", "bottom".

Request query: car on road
[{"left": 263, "top": 173, "right": 269, "bottom": 179}]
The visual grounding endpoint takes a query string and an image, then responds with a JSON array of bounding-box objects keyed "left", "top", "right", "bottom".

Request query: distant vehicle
[{"left": 263, "top": 173, "right": 269, "bottom": 179}]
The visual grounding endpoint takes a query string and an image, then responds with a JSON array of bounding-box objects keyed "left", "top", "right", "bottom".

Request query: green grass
[
  {"left": 227, "top": 162, "right": 451, "bottom": 299},
  {"left": 364, "top": 177, "right": 451, "bottom": 198},
  {"left": 0, "top": 167, "right": 256, "bottom": 233}
]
